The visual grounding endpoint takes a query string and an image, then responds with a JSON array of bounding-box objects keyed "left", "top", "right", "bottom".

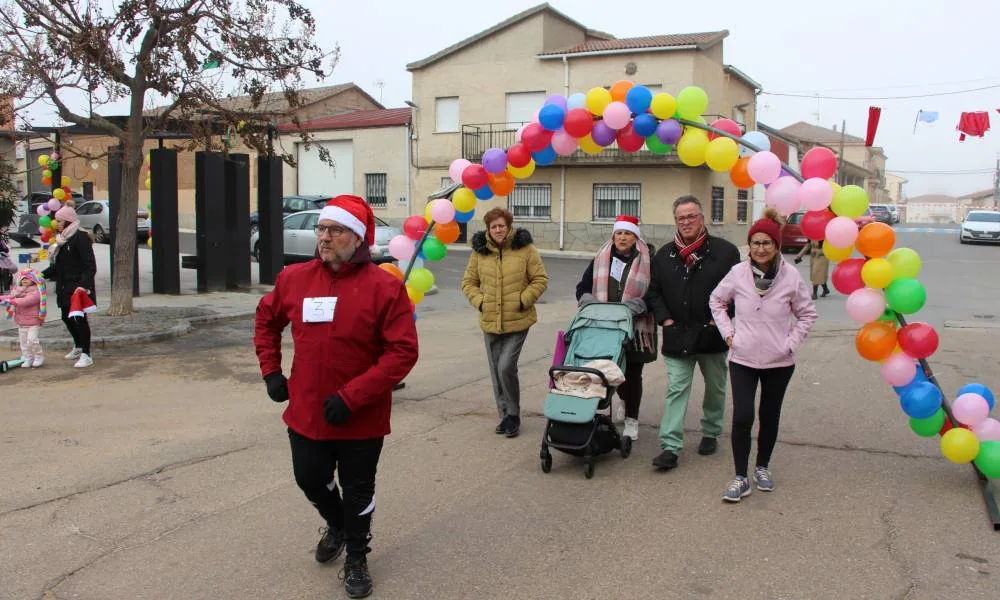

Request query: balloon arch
[{"left": 378, "top": 81, "right": 1000, "bottom": 502}]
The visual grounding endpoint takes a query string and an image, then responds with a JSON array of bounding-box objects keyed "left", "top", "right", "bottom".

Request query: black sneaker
[
  {"left": 504, "top": 416, "right": 520, "bottom": 438},
  {"left": 652, "top": 449, "right": 678, "bottom": 470},
  {"left": 698, "top": 437, "right": 718, "bottom": 456},
  {"left": 340, "top": 555, "right": 373, "bottom": 598},
  {"left": 494, "top": 415, "right": 510, "bottom": 435},
  {"left": 315, "top": 526, "right": 345, "bottom": 564}
]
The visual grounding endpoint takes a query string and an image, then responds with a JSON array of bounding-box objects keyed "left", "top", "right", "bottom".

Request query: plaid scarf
[
  {"left": 592, "top": 239, "right": 655, "bottom": 353},
  {"left": 675, "top": 227, "right": 708, "bottom": 269},
  {"left": 47, "top": 221, "right": 80, "bottom": 262}
]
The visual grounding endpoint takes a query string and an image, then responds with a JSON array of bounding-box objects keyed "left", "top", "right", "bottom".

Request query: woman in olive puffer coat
[{"left": 462, "top": 208, "right": 549, "bottom": 438}]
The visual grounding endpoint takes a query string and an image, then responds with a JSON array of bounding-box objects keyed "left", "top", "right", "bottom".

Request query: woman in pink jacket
[{"left": 710, "top": 209, "right": 817, "bottom": 503}]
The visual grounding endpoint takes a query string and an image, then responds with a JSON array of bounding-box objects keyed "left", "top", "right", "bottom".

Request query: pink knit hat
[{"left": 54, "top": 205, "right": 78, "bottom": 223}]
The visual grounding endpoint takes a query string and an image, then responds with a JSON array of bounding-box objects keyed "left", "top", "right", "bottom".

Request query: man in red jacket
[{"left": 254, "top": 194, "right": 418, "bottom": 599}]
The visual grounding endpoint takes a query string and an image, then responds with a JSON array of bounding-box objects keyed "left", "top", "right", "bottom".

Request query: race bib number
[
  {"left": 610, "top": 257, "right": 626, "bottom": 282},
  {"left": 302, "top": 297, "right": 337, "bottom": 323}
]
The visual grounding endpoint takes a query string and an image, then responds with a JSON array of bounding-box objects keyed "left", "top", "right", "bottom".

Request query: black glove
[
  {"left": 794, "top": 257, "right": 803, "bottom": 264},
  {"left": 263, "top": 373, "right": 289, "bottom": 403},
  {"left": 324, "top": 394, "right": 352, "bottom": 425}
]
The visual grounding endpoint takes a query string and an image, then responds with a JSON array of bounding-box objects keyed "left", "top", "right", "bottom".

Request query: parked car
[
  {"left": 869, "top": 204, "right": 893, "bottom": 225},
  {"left": 959, "top": 210, "right": 1000, "bottom": 244},
  {"left": 249, "top": 195, "right": 331, "bottom": 236},
  {"left": 12, "top": 191, "right": 87, "bottom": 244},
  {"left": 250, "top": 209, "right": 402, "bottom": 263},
  {"left": 886, "top": 205, "right": 900, "bottom": 224},
  {"left": 781, "top": 210, "right": 876, "bottom": 253},
  {"left": 75, "top": 200, "right": 149, "bottom": 243}
]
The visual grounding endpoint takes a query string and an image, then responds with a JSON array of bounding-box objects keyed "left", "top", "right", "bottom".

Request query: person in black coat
[
  {"left": 40, "top": 206, "right": 97, "bottom": 368},
  {"left": 644, "top": 196, "right": 741, "bottom": 471}
]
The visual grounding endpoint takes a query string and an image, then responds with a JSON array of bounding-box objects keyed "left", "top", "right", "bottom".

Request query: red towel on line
[
  {"left": 865, "top": 106, "right": 881, "bottom": 147},
  {"left": 957, "top": 111, "right": 990, "bottom": 141}
]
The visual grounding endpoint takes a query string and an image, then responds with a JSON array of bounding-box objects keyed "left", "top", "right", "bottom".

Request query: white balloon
[{"left": 739, "top": 131, "right": 771, "bottom": 157}]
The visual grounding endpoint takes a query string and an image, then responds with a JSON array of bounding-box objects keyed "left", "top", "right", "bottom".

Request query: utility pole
[
  {"left": 994, "top": 155, "right": 999, "bottom": 209},
  {"left": 837, "top": 119, "right": 846, "bottom": 186}
]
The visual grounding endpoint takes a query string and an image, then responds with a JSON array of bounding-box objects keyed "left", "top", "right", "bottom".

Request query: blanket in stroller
[{"left": 552, "top": 359, "right": 625, "bottom": 399}]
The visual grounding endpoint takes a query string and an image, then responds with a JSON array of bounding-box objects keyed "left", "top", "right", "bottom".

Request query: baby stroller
[{"left": 541, "top": 303, "right": 633, "bottom": 479}]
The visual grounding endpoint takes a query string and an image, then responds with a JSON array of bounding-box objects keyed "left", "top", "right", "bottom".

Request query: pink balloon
[
  {"left": 429, "top": 198, "right": 456, "bottom": 224},
  {"left": 846, "top": 288, "right": 886, "bottom": 324},
  {"left": 972, "top": 418, "right": 1000, "bottom": 442},
  {"left": 747, "top": 151, "right": 781, "bottom": 185},
  {"left": 551, "top": 129, "right": 579, "bottom": 156},
  {"left": 449, "top": 159, "right": 471, "bottom": 185},
  {"left": 953, "top": 393, "right": 990, "bottom": 427},
  {"left": 825, "top": 216, "right": 859, "bottom": 248},
  {"left": 602, "top": 102, "right": 632, "bottom": 130},
  {"left": 47, "top": 198, "right": 61, "bottom": 211},
  {"left": 389, "top": 235, "right": 415, "bottom": 262},
  {"left": 515, "top": 124, "right": 528, "bottom": 142},
  {"left": 881, "top": 352, "right": 917, "bottom": 387},
  {"left": 36, "top": 204, "right": 50, "bottom": 216},
  {"left": 532, "top": 108, "right": 541, "bottom": 124},
  {"left": 799, "top": 178, "right": 834, "bottom": 212},
  {"left": 767, "top": 178, "right": 801, "bottom": 216}
]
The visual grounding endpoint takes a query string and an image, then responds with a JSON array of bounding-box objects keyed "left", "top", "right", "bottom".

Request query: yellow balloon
[
  {"left": 38, "top": 249, "right": 49, "bottom": 261},
  {"left": 507, "top": 160, "right": 536, "bottom": 179},
  {"left": 704, "top": 137, "right": 740, "bottom": 172},
  {"left": 52, "top": 188, "right": 66, "bottom": 201},
  {"left": 145, "top": 178, "right": 152, "bottom": 190},
  {"left": 574, "top": 135, "right": 600, "bottom": 155},
  {"left": 585, "top": 87, "right": 613, "bottom": 116},
  {"left": 829, "top": 181, "right": 842, "bottom": 196},
  {"left": 676, "top": 130, "right": 709, "bottom": 167},
  {"left": 424, "top": 203, "right": 434, "bottom": 223},
  {"left": 650, "top": 93, "right": 677, "bottom": 119},
  {"left": 452, "top": 187, "right": 476, "bottom": 212},
  {"left": 61, "top": 176, "right": 71, "bottom": 187},
  {"left": 823, "top": 243, "right": 853, "bottom": 262},
  {"left": 38, "top": 155, "right": 50, "bottom": 166},
  {"left": 406, "top": 284, "right": 424, "bottom": 305},
  {"left": 147, "top": 237, "right": 153, "bottom": 249},
  {"left": 941, "top": 428, "right": 980, "bottom": 464},
  {"left": 861, "top": 258, "right": 894, "bottom": 289},
  {"left": 676, "top": 86, "right": 709, "bottom": 120}
]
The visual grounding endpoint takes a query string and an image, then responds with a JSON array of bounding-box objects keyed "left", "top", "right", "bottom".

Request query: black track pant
[
  {"left": 60, "top": 306, "right": 91, "bottom": 355},
  {"left": 729, "top": 362, "right": 795, "bottom": 478}
]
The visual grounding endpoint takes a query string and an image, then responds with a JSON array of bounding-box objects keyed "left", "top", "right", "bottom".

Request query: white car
[
  {"left": 75, "top": 200, "right": 150, "bottom": 243},
  {"left": 250, "top": 209, "right": 401, "bottom": 263},
  {"left": 960, "top": 210, "right": 1000, "bottom": 244}
]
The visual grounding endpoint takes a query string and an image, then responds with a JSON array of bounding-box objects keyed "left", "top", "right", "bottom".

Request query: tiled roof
[
  {"left": 539, "top": 31, "right": 728, "bottom": 55},
  {"left": 959, "top": 188, "right": 994, "bottom": 200},
  {"left": 780, "top": 121, "right": 866, "bottom": 145},
  {"left": 278, "top": 108, "right": 411, "bottom": 133},
  {"left": 906, "top": 194, "right": 959, "bottom": 204},
  {"left": 145, "top": 83, "right": 382, "bottom": 117}
]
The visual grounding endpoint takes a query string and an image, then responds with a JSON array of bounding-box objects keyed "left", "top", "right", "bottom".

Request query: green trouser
[{"left": 658, "top": 353, "right": 729, "bottom": 452}]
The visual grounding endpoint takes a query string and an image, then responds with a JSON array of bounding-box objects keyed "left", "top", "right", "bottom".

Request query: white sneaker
[
  {"left": 623, "top": 418, "right": 639, "bottom": 441},
  {"left": 73, "top": 353, "right": 93, "bottom": 368},
  {"left": 65, "top": 348, "right": 82, "bottom": 360},
  {"left": 613, "top": 399, "right": 626, "bottom": 424},
  {"left": 31, "top": 356, "right": 44, "bottom": 368},
  {"left": 20, "top": 356, "right": 31, "bottom": 368}
]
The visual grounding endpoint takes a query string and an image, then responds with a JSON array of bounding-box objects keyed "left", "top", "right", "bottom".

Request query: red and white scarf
[
  {"left": 675, "top": 227, "right": 707, "bottom": 269},
  {"left": 591, "top": 239, "right": 655, "bottom": 353}
]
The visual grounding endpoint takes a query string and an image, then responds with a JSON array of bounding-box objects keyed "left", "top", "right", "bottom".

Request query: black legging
[
  {"left": 61, "top": 305, "right": 91, "bottom": 355},
  {"left": 729, "top": 362, "right": 795, "bottom": 477},
  {"left": 618, "top": 361, "right": 645, "bottom": 419}
]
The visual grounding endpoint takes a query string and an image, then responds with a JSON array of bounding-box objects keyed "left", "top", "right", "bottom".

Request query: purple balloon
[
  {"left": 591, "top": 120, "right": 617, "bottom": 146},
  {"left": 656, "top": 119, "right": 683, "bottom": 145},
  {"left": 545, "top": 95, "right": 567, "bottom": 111},
  {"left": 481, "top": 148, "right": 508, "bottom": 174},
  {"left": 36, "top": 204, "right": 49, "bottom": 216}
]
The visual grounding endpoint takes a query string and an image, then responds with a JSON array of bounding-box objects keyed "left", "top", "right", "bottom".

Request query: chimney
[{"left": 832, "top": 124, "right": 838, "bottom": 132}]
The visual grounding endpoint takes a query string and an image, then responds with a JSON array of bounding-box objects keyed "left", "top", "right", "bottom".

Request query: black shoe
[
  {"left": 821, "top": 286, "right": 830, "bottom": 297},
  {"left": 504, "top": 416, "right": 520, "bottom": 438},
  {"left": 341, "top": 555, "right": 373, "bottom": 598},
  {"left": 495, "top": 415, "right": 510, "bottom": 435},
  {"left": 315, "top": 526, "right": 345, "bottom": 564},
  {"left": 652, "top": 449, "right": 678, "bottom": 470},
  {"left": 698, "top": 437, "right": 718, "bottom": 456}
]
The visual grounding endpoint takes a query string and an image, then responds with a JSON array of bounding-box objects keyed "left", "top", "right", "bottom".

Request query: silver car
[
  {"left": 250, "top": 209, "right": 401, "bottom": 262},
  {"left": 75, "top": 200, "right": 149, "bottom": 243}
]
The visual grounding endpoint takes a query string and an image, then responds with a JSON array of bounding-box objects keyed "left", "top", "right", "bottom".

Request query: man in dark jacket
[
  {"left": 254, "top": 195, "right": 418, "bottom": 599},
  {"left": 645, "top": 196, "right": 741, "bottom": 470}
]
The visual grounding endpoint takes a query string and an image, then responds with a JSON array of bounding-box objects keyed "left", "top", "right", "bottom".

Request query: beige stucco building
[{"left": 405, "top": 3, "right": 761, "bottom": 250}]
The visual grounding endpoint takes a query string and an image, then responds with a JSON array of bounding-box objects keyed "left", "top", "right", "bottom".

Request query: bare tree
[{"left": 0, "top": 0, "right": 336, "bottom": 315}]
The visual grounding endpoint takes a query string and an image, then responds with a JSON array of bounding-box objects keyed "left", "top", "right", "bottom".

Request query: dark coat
[
  {"left": 644, "top": 234, "right": 741, "bottom": 357},
  {"left": 41, "top": 231, "right": 97, "bottom": 309}
]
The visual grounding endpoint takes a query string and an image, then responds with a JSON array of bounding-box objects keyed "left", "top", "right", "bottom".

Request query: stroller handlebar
[{"left": 548, "top": 365, "right": 611, "bottom": 388}]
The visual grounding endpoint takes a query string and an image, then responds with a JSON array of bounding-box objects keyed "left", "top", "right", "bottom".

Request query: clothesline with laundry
[{"left": 910, "top": 108, "right": 1000, "bottom": 141}]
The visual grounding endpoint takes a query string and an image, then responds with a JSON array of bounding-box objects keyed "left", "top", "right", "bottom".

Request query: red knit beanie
[{"left": 748, "top": 208, "right": 783, "bottom": 249}]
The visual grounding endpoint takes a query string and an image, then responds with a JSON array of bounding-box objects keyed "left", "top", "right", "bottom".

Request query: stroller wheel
[
  {"left": 583, "top": 460, "right": 595, "bottom": 479},
  {"left": 620, "top": 437, "right": 632, "bottom": 458},
  {"left": 540, "top": 453, "right": 552, "bottom": 473}
]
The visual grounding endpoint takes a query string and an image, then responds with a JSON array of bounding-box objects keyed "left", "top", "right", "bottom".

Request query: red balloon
[
  {"left": 40, "top": 229, "right": 52, "bottom": 243},
  {"left": 709, "top": 118, "right": 742, "bottom": 140},
  {"left": 939, "top": 420, "right": 968, "bottom": 436},
  {"left": 521, "top": 123, "right": 553, "bottom": 153},
  {"left": 897, "top": 322, "right": 939, "bottom": 359},
  {"left": 801, "top": 147, "right": 838, "bottom": 180},
  {"left": 616, "top": 124, "right": 645, "bottom": 152},
  {"left": 62, "top": 185, "right": 71, "bottom": 194},
  {"left": 563, "top": 108, "right": 594, "bottom": 138},
  {"left": 506, "top": 143, "right": 532, "bottom": 168},
  {"left": 832, "top": 258, "right": 866, "bottom": 295},
  {"left": 801, "top": 209, "right": 835, "bottom": 241},
  {"left": 461, "top": 164, "right": 489, "bottom": 190},
  {"left": 402, "top": 215, "right": 428, "bottom": 240}
]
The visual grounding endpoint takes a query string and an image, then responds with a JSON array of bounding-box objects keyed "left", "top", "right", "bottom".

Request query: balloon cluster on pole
[{"left": 35, "top": 152, "right": 71, "bottom": 248}]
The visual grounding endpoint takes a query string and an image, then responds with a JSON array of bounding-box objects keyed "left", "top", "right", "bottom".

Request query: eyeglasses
[
  {"left": 750, "top": 240, "right": 775, "bottom": 249},
  {"left": 314, "top": 225, "right": 352, "bottom": 238},
  {"left": 675, "top": 214, "right": 702, "bottom": 223}
]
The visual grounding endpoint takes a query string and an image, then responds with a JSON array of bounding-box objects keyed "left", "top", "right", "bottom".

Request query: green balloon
[
  {"left": 421, "top": 238, "right": 447, "bottom": 261},
  {"left": 973, "top": 441, "right": 1000, "bottom": 479},
  {"left": 878, "top": 307, "right": 897, "bottom": 322},
  {"left": 38, "top": 215, "right": 52, "bottom": 229},
  {"left": 885, "top": 278, "right": 926, "bottom": 315},
  {"left": 909, "top": 408, "right": 945, "bottom": 437},
  {"left": 887, "top": 247, "right": 922, "bottom": 280},
  {"left": 830, "top": 185, "right": 869, "bottom": 219},
  {"left": 645, "top": 135, "right": 672, "bottom": 155},
  {"left": 407, "top": 267, "right": 435, "bottom": 294}
]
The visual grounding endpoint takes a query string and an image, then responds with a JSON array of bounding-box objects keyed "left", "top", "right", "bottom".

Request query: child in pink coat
[{"left": 1, "top": 268, "right": 48, "bottom": 368}]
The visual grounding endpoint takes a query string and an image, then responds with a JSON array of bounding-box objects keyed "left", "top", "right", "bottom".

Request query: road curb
[{"left": 944, "top": 320, "right": 1000, "bottom": 330}]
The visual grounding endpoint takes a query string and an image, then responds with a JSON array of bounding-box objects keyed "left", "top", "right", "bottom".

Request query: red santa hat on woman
[
  {"left": 318, "top": 195, "right": 375, "bottom": 246},
  {"left": 613, "top": 214, "right": 641, "bottom": 239}
]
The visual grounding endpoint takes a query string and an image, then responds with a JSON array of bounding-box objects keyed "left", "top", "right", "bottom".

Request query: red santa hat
[
  {"left": 68, "top": 287, "right": 97, "bottom": 318},
  {"left": 318, "top": 195, "right": 375, "bottom": 246},
  {"left": 613, "top": 214, "right": 641, "bottom": 238}
]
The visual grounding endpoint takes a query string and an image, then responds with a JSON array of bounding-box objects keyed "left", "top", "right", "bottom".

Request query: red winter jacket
[{"left": 254, "top": 253, "right": 419, "bottom": 441}]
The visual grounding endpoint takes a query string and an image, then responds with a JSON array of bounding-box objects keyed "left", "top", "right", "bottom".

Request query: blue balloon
[
  {"left": 900, "top": 381, "right": 943, "bottom": 419},
  {"left": 625, "top": 85, "right": 653, "bottom": 114},
  {"left": 894, "top": 364, "right": 928, "bottom": 396},
  {"left": 567, "top": 92, "right": 587, "bottom": 111},
  {"left": 454, "top": 209, "right": 475, "bottom": 224},
  {"left": 958, "top": 383, "right": 995, "bottom": 410},
  {"left": 538, "top": 104, "right": 566, "bottom": 131},
  {"left": 532, "top": 145, "right": 556, "bottom": 166},
  {"left": 474, "top": 185, "right": 494, "bottom": 200},
  {"left": 632, "top": 113, "right": 658, "bottom": 137}
]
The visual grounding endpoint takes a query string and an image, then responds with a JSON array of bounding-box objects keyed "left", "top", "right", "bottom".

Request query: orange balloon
[
  {"left": 855, "top": 321, "right": 898, "bottom": 362},
  {"left": 379, "top": 262, "right": 404, "bottom": 281},
  {"left": 610, "top": 80, "right": 635, "bottom": 103},
  {"left": 730, "top": 157, "right": 754, "bottom": 188},
  {"left": 41, "top": 176, "right": 52, "bottom": 186},
  {"left": 433, "top": 221, "right": 461, "bottom": 245},
  {"left": 855, "top": 222, "right": 896, "bottom": 258},
  {"left": 488, "top": 171, "right": 515, "bottom": 196}
]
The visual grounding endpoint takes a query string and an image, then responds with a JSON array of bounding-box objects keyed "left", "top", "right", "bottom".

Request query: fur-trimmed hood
[{"left": 471, "top": 228, "right": 534, "bottom": 255}]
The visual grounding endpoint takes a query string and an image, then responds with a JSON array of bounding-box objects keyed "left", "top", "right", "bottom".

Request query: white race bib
[
  {"left": 610, "top": 257, "right": 626, "bottom": 282},
  {"left": 302, "top": 297, "right": 337, "bottom": 323}
]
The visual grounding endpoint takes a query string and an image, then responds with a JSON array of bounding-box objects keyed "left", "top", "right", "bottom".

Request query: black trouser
[
  {"left": 288, "top": 429, "right": 384, "bottom": 557},
  {"left": 618, "top": 361, "right": 645, "bottom": 419},
  {"left": 60, "top": 306, "right": 91, "bottom": 355},
  {"left": 729, "top": 362, "right": 795, "bottom": 478}
]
